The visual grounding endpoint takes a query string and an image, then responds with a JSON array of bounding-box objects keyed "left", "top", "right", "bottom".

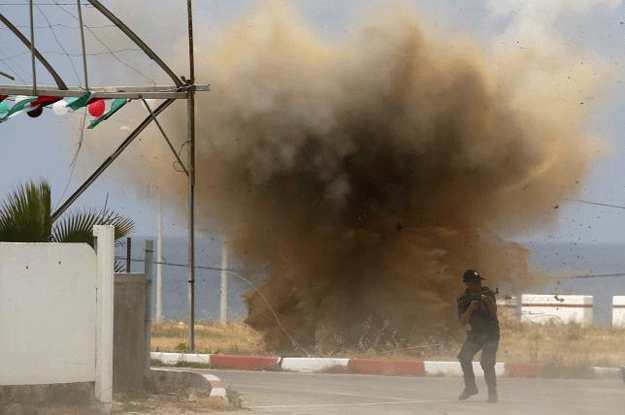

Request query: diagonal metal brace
[
  {"left": 141, "top": 98, "right": 188, "bottom": 176},
  {"left": 51, "top": 98, "right": 176, "bottom": 223}
]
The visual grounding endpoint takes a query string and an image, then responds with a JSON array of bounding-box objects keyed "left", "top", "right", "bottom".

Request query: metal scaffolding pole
[
  {"left": 28, "top": 0, "right": 36, "bottom": 95},
  {"left": 76, "top": 0, "right": 89, "bottom": 89},
  {"left": 187, "top": 0, "right": 197, "bottom": 352}
]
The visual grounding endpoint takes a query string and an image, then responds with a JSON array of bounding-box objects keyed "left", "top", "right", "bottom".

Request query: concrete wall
[
  {"left": 0, "top": 226, "right": 115, "bottom": 407},
  {"left": 113, "top": 274, "right": 149, "bottom": 393},
  {"left": 0, "top": 243, "right": 97, "bottom": 385},
  {"left": 521, "top": 294, "right": 593, "bottom": 326}
]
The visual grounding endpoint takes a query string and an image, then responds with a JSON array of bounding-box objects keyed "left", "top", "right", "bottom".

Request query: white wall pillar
[
  {"left": 94, "top": 225, "right": 114, "bottom": 405},
  {"left": 613, "top": 296, "right": 625, "bottom": 327}
]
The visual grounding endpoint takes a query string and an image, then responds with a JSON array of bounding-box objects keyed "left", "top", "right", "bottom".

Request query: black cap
[{"left": 462, "top": 269, "right": 484, "bottom": 283}]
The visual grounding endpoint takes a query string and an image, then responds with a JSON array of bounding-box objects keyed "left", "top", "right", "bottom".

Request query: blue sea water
[{"left": 120, "top": 237, "right": 625, "bottom": 325}]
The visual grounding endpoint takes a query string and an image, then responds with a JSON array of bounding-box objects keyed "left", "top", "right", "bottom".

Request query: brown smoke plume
[{"left": 92, "top": 2, "right": 602, "bottom": 350}]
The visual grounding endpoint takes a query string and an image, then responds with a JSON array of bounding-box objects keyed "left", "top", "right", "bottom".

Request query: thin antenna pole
[
  {"left": 220, "top": 240, "right": 229, "bottom": 323},
  {"left": 76, "top": 0, "right": 89, "bottom": 89},
  {"left": 156, "top": 191, "right": 163, "bottom": 324},
  {"left": 29, "top": 0, "right": 36, "bottom": 95},
  {"left": 186, "top": 0, "right": 196, "bottom": 352}
]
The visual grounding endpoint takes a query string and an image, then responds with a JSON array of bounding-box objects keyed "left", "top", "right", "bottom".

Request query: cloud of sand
[{"left": 85, "top": 1, "right": 606, "bottom": 349}]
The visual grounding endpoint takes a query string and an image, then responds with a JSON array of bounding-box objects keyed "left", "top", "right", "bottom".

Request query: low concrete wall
[{"left": 521, "top": 294, "right": 593, "bottom": 326}]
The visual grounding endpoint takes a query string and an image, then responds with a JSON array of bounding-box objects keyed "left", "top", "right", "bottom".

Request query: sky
[{"left": 1, "top": 0, "right": 624, "bottom": 244}]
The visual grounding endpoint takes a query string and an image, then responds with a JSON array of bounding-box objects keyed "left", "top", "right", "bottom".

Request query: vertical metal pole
[
  {"left": 29, "top": 0, "right": 37, "bottom": 95},
  {"left": 220, "top": 240, "right": 229, "bottom": 323},
  {"left": 143, "top": 240, "right": 153, "bottom": 380},
  {"left": 77, "top": 0, "right": 89, "bottom": 89},
  {"left": 156, "top": 193, "right": 163, "bottom": 324},
  {"left": 187, "top": 0, "right": 196, "bottom": 352},
  {"left": 126, "top": 237, "right": 132, "bottom": 273}
]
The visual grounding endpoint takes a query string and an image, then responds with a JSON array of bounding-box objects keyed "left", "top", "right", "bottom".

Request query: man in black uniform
[{"left": 456, "top": 269, "right": 499, "bottom": 403}]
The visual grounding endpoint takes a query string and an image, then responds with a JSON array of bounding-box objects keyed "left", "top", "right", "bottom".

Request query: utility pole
[{"left": 220, "top": 240, "right": 229, "bottom": 323}]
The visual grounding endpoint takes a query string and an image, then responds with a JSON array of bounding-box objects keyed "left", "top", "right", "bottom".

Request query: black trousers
[{"left": 458, "top": 337, "right": 499, "bottom": 394}]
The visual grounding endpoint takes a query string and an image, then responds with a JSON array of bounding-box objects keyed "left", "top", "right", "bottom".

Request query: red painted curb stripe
[
  {"left": 347, "top": 359, "right": 425, "bottom": 375},
  {"left": 209, "top": 380, "right": 224, "bottom": 389},
  {"left": 504, "top": 362, "right": 542, "bottom": 378},
  {"left": 210, "top": 355, "right": 279, "bottom": 370}
]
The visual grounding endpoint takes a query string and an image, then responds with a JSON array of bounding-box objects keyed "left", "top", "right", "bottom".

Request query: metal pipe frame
[
  {"left": 0, "top": 13, "right": 67, "bottom": 90},
  {"left": 50, "top": 98, "right": 176, "bottom": 222},
  {"left": 85, "top": 0, "right": 184, "bottom": 88}
]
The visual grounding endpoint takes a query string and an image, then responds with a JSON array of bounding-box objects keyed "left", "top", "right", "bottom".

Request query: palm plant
[{"left": 0, "top": 179, "right": 134, "bottom": 270}]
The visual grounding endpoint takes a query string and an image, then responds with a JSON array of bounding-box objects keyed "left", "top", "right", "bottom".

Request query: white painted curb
[
  {"left": 151, "top": 352, "right": 210, "bottom": 365},
  {"left": 151, "top": 352, "right": 184, "bottom": 365},
  {"left": 280, "top": 358, "right": 350, "bottom": 373},
  {"left": 423, "top": 361, "right": 505, "bottom": 377}
]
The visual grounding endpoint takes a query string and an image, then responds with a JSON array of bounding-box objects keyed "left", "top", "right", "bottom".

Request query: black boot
[
  {"left": 458, "top": 386, "right": 479, "bottom": 401},
  {"left": 459, "top": 360, "right": 479, "bottom": 400},
  {"left": 484, "top": 368, "right": 498, "bottom": 403}
]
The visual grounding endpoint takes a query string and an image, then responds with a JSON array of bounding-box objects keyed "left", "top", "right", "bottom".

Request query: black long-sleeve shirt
[{"left": 457, "top": 286, "right": 500, "bottom": 343}]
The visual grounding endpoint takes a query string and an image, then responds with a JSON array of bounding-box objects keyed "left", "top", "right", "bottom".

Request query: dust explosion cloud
[{"left": 102, "top": 3, "right": 602, "bottom": 350}]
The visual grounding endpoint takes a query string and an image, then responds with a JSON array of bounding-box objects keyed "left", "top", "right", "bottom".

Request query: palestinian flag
[
  {"left": 0, "top": 97, "right": 38, "bottom": 123},
  {"left": 67, "top": 90, "right": 92, "bottom": 111},
  {"left": 88, "top": 98, "right": 129, "bottom": 129},
  {"left": 0, "top": 95, "right": 8, "bottom": 115},
  {"left": 26, "top": 96, "right": 63, "bottom": 118}
]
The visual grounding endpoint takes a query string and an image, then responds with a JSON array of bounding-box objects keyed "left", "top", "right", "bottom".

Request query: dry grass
[
  {"left": 498, "top": 314, "right": 625, "bottom": 369},
  {"left": 152, "top": 317, "right": 625, "bottom": 372},
  {"left": 151, "top": 321, "right": 266, "bottom": 355}
]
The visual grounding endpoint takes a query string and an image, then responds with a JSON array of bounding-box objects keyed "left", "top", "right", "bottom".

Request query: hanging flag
[
  {"left": 52, "top": 100, "right": 69, "bottom": 116},
  {"left": 29, "top": 96, "right": 62, "bottom": 108},
  {"left": 27, "top": 96, "right": 62, "bottom": 118},
  {"left": 88, "top": 98, "right": 129, "bottom": 129},
  {"left": 67, "top": 90, "right": 92, "bottom": 111},
  {"left": 0, "top": 97, "right": 37, "bottom": 123},
  {"left": 0, "top": 96, "right": 8, "bottom": 115}
]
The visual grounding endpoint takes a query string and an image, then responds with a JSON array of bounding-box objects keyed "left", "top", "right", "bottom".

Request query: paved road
[{"left": 202, "top": 369, "right": 625, "bottom": 414}]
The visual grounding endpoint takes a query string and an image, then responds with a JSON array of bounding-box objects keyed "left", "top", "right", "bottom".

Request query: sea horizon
[{"left": 119, "top": 236, "right": 625, "bottom": 325}]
